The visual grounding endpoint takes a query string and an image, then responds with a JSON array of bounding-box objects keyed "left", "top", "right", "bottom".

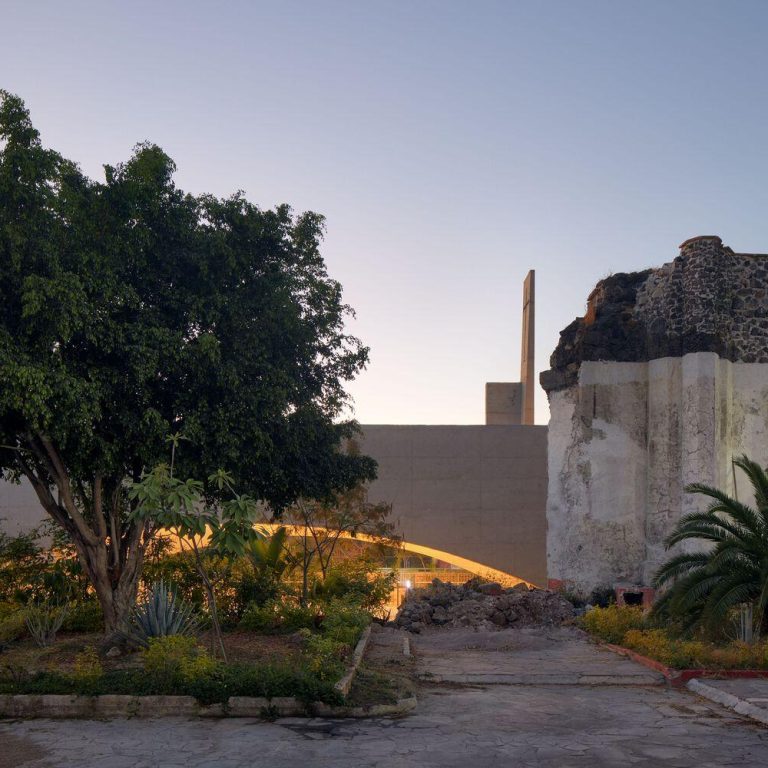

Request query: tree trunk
[
  {"left": 18, "top": 434, "right": 151, "bottom": 634},
  {"left": 63, "top": 520, "right": 148, "bottom": 633}
]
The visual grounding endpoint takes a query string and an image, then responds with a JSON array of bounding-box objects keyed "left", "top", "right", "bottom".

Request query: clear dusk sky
[{"left": 2, "top": 1, "right": 767, "bottom": 425}]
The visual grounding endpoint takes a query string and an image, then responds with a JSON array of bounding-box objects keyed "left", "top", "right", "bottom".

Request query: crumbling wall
[{"left": 543, "top": 237, "right": 768, "bottom": 594}]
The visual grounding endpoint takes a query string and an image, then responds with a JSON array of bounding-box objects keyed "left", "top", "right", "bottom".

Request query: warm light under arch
[{"left": 256, "top": 523, "right": 535, "bottom": 588}]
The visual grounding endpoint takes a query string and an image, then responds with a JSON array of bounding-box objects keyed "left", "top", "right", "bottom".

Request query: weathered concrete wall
[
  {"left": 356, "top": 425, "right": 548, "bottom": 586},
  {"left": 547, "top": 354, "right": 768, "bottom": 593},
  {"left": 543, "top": 236, "right": 768, "bottom": 594}
]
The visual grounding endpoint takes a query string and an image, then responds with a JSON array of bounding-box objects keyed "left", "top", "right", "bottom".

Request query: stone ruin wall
[{"left": 541, "top": 236, "right": 768, "bottom": 595}]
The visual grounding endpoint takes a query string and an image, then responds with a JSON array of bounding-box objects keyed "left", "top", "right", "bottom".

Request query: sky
[{"left": 2, "top": 0, "right": 767, "bottom": 425}]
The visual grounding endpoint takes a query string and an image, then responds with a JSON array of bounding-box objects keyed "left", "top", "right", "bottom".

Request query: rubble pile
[{"left": 394, "top": 578, "right": 574, "bottom": 633}]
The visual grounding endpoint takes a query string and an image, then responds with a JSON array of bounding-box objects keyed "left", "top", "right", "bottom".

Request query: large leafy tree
[
  {"left": 0, "top": 92, "right": 375, "bottom": 632},
  {"left": 653, "top": 455, "right": 768, "bottom": 636}
]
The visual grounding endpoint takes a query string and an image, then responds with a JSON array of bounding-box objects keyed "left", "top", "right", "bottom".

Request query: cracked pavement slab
[{"left": 3, "top": 626, "right": 768, "bottom": 767}]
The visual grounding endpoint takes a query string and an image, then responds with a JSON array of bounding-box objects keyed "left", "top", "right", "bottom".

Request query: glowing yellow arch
[{"left": 256, "top": 523, "right": 534, "bottom": 588}]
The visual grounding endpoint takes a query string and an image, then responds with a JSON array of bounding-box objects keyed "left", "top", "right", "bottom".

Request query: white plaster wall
[
  {"left": 548, "top": 352, "right": 768, "bottom": 594},
  {"left": 546, "top": 364, "right": 648, "bottom": 592}
]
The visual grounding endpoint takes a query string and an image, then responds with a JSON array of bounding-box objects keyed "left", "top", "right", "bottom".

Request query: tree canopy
[{"left": 0, "top": 91, "right": 375, "bottom": 629}]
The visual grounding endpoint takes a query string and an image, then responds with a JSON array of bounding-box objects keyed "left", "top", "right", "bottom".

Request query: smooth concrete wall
[
  {"left": 0, "top": 425, "right": 550, "bottom": 588},
  {"left": 357, "top": 425, "right": 548, "bottom": 586},
  {"left": 0, "top": 478, "right": 46, "bottom": 536},
  {"left": 547, "top": 352, "right": 768, "bottom": 594}
]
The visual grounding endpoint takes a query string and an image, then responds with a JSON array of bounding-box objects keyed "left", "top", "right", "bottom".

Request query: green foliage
[
  {"left": 237, "top": 527, "right": 296, "bottom": 610},
  {"left": 579, "top": 605, "right": 647, "bottom": 644},
  {"left": 61, "top": 600, "right": 103, "bottom": 633},
  {"left": 313, "top": 558, "right": 396, "bottom": 613},
  {"left": 620, "top": 628, "right": 768, "bottom": 670},
  {"left": 0, "top": 606, "right": 28, "bottom": 644},
  {"left": 143, "top": 551, "right": 209, "bottom": 611},
  {"left": 122, "top": 581, "right": 199, "bottom": 647},
  {"left": 653, "top": 455, "right": 768, "bottom": 635},
  {"left": 239, "top": 599, "right": 318, "bottom": 634},
  {"left": 0, "top": 526, "right": 89, "bottom": 606},
  {"left": 301, "top": 631, "right": 348, "bottom": 681},
  {"left": 0, "top": 91, "right": 376, "bottom": 631},
  {"left": 321, "top": 599, "right": 370, "bottom": 646},
  {"left": 142, "top": 635, "right": 217, "bottom": 685},
  {"left": 25, "top": 603, "right": 67, "bottom": 647},
  {"left": 0, "top": 664, "right": 343, "bottom": 706},
  {"left": 71, "top": 646, "right": 104, "bottom": 691}
]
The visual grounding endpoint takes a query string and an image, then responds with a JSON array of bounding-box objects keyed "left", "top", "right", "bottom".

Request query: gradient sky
[{"left": 2, "top": 1, "right": 768, "bottom": 425}]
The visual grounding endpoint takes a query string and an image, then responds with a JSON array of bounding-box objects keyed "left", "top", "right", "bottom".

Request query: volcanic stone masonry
[{"left": 541, "top": 236, "right": 768, "bottom": 595}]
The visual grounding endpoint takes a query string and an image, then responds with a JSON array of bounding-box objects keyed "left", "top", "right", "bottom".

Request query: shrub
[
  {"left": 71, "top": 646, "right": 104, "bottom": 692},
  {"left": 61, "top": 600, "right": 103, "bottom": 633},
  {"left": 0, "top": 661, "right": 344, "bottom": 706},
  {"left": 302, "top": 632, "right": 348, "bottom": 681},
  {"left": 580, "top": 605, "right": 646, "bottom": 644},
  {"left": 322, "top": 599, "right": 370, "bottom": 646},
  {"left": 621, "top": 629, "right": 768, "bottom": 670},
  {"left": 314, "top": 558, "right": 396, "bottom": 613},
  {"left": 239, "top": 599, "right": 317, "bottom": 634},
  {"left": 25, "top": 603, "right": 67, "bottom": 647},
  {"left": 0, "top": 606, "right": 28, "bottom": 644},
  {"left": 143, "top": 635, "right": 197, "bottom": 674}
]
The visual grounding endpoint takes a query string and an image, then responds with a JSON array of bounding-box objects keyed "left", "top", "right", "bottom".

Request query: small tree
[
  {"left": 130, "top": 456, "right": 263, "bottom": 660},
  {"left": 653, "top": 455, "right": 768, "bottom": 637},
  {"left": 283, "top": 482, "right": 399, "bottom": 605}
]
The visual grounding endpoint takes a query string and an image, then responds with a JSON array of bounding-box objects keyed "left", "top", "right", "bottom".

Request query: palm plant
[
  {"left": 245, "top": 527, "right": 295, "bottom": 581},
  {"left": 653, "top": 455, "right": 768, "bottom": 637}
]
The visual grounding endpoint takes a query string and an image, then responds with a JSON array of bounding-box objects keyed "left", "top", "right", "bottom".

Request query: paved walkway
[{"left": 3, "top": 626, "right": 768, "bottom": 768}]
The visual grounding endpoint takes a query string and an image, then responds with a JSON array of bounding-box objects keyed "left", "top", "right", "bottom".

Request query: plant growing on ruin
[
  {"left": 653, "top": 455, "right": 768, "bottom": 636},
  {"left": 0, "top": 91, "right": 375, "bottom": 633}
]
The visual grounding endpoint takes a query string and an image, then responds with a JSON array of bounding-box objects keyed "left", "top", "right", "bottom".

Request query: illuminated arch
[{"left": 256, "top": 523, "right": 535, "bottom": 588}]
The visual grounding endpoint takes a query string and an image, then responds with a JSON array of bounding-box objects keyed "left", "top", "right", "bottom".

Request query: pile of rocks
[{"left": 394, "top": 578, "right": 574, "bottom": 633}]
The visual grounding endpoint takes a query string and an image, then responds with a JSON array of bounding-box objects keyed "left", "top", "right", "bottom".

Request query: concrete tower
[{"left": 485, "top": 269, "right": 536, "bottom": 425}]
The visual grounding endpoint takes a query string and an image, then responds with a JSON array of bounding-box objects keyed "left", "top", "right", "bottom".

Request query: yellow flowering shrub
[
  {"left": 579, "top": 605, "right": 646, "bottom": 644},
  {"left": 621, "top": 630, "right": 768, "bottom": 669},
  {"left": 581, "top": 605, "right": 768, "bottom": 669}
]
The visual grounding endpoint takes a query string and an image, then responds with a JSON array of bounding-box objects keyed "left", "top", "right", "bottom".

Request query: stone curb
[
  {"left": 0, "top": 692, "right": 417, "bottom": 720},
  {"left": 687, "top": 679, "right": 768, "bottom": 727},
  {"left": 335, "top": 624, "right": 372, "bottom": 696}
]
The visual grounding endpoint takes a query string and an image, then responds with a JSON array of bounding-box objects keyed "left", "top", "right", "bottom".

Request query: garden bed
[
  {"left": 580, "top": 605, "right": 768, "bottom": 686},
  {"left": 602, "top": 641, "right": 768, "bottom": 687},
  {"left": 0, "top": 624, "right": 420, "bottom": 719}
]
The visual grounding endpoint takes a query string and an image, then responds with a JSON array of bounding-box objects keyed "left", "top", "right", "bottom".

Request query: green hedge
[{"left": 0, "top": 663, "right": 343, "bottom": 706}]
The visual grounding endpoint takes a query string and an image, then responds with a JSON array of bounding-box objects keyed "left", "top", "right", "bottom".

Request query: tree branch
[{"left": 35, "top": 433, "right": 98, "bottom": 545}]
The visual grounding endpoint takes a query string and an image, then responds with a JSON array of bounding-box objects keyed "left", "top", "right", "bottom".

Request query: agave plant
[
  {"left": 653, "top": 455, "right": 768, "bottom": 636},
  {"left": 121, "top": 580, "right": 199, "bottom": 648}
]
